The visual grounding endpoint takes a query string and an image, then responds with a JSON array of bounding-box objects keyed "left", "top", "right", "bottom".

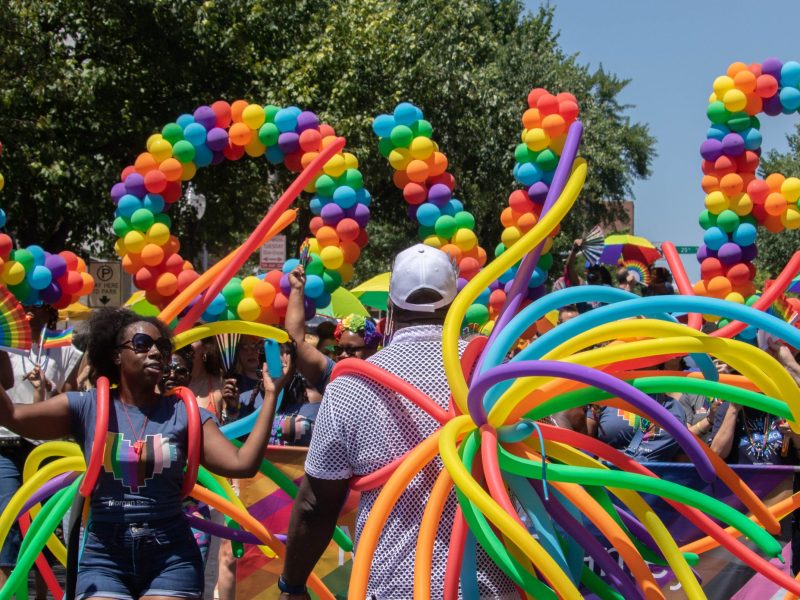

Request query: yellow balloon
[
  {"left": 388, "top": 148, "right": 411, "bottom": 171},
  {"left": 173, "top": 320, "right": 287, "bottom": 350},
  {"left": 320, "top": 245, "right": 344, "bottom": 270},
  {"left": 500, "top": 226, "right": 521, "bottom": 247},
  {"left": 723, "top": 88, "right": 747, "bottom": 112},
  {"left": 712, "top": 75, "right": 735, "bottom": 97},
  {"left": 236, "top": 297, "right": 261, "bottom": 322},
  {"left": 150, "top": 139, "right": 173, "bottom": 163},
  {"left": 0, "top": 172, "right": 5, "bottom": 192},
  {"left": 244, "top": 138, "right": 266, "bottom": 158},
  {"left": 146, "top": 222, "right": 171, "bottom": 246},
  {"left": 704, "top": 190, "right": 728, "bottom": 214},
  {"left": 423, "top": 235, "right": 445, "bottom": 249},
  {"left": 181, "top": 162, "right": 197, "bottom": 181},
  {"left": 338, "top": 261, "right": 354, "bottom": 284},
  {"left": 241, "top": 104, "right": 266, "bottom": 130},
  {"left": 2, "top": 260, "right": 25, "bottom": 286},
  {"left": 452, "top": 228, "right": 477, "bottom": 251},
  {"left": 323, "top": 154, "right": 347, "bottom": 178},
  {"left": 409, "top": 137, "right": 434, "bottom": 160},
  {"left": 124, "top": 230, "right": 146, "bottom": 254},
  {"left": 342, "top": 152, "right": 359, "bottom": 170},
  {"left": 524, "top": 128, "right": 550, "bottom": 152},
  {"left": 241, "top": 276, "right": 260, "bottom": 295},
  {"left": 146, "top": 133, "right": 163, "bottom": 152}
]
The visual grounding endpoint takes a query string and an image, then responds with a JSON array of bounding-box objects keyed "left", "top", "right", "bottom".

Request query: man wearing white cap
[{"left": 279, "top": 244, "right": 514, "bottom": 599}]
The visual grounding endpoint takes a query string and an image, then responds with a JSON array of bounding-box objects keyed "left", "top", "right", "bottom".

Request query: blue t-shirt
[
  {"left": 711, "top": 403, "right": 787, "bottom": 465},
  {"left": 269, "top": 402, "right": 320, "bottom": 446},
  {"left": 595, "top": 394, "right": 686, "bottom": 462},
  {"left": 67, "top": 389, "right": 215, "bottom": 523}
]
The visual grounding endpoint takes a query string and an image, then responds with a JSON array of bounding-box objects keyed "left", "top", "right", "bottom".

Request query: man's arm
[
  {"left": 710, "top": 403, "right": 738, "bottom": 459},
  {"left": 285, "top": 266, "right": 330, "bottom": 386},
  {"left": 565, "top": 239, "right": 582, "bottom": 286},
  {"left": 280, "top": 475, "right": 350, "bottom": 599},
  {"left": 0, "top": 351, "right": 13, "bottom": 390}
]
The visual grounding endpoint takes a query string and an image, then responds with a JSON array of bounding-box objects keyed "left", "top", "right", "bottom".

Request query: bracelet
[{"left": 277, "top": 575, "right": 307, "bottom": 595}]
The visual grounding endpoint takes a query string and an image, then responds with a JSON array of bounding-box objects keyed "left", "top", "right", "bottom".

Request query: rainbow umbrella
[
  {"left": 599, "top": 234, "right": 662, "bottom": 266},
  {"left": 318, "top": 287, "right": 370, "bottom": 318},
  {"left": 350, "top": 272, "right": 390, "bottom": 311}
]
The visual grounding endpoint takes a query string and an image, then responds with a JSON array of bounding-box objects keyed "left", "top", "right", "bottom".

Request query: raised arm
[
  {"left": 0, "top": 386, "right": 72, "bottom": 440},
  {"left": 285, "top": 266, "right": 330, "bottom": 386},
  {"left": 200, "top": 363, "right": 278, "bottom": 478},
  {"left": 565, "top": 238, "right": 582, "bottom": 286}
]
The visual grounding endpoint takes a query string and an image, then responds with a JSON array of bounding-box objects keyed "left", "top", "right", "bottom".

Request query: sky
[{"left": 524, "top": 0, "right": 800, "bottom": 280}]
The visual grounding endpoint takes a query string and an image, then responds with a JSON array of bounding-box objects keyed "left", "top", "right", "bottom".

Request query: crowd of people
[{"left": 0, "top": 243, "right": 798, "bottom": 599}]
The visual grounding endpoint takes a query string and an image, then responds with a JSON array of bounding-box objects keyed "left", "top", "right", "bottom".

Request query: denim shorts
[
  {"left": 76, "top": 517, "right": 203, "bottom": 600},
  {"left": 0, "top": 441, "right": 34, "bottom": 568}
]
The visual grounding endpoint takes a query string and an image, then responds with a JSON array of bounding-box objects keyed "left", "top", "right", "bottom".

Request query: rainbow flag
[{"left": 42, "top": 326, "right": 73, "bottom": 349}]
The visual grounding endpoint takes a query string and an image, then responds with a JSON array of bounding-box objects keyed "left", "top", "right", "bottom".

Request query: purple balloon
[
  {"left": 488, "top": 280, "right": 500, "bottom": 291},
  {"left": 278, "top": 132, "right": 300, "bottom": 154},
  {"left": 406, "top": 204, "right": 418, "bottom": 221},
  {"left": 40, "top": 282, "right": 61, "bottom": 304},
  {"left": 211, "top": 150, "right": 225, "bottom": 165},
  {"left": 296, "top": 111, "right": 319, "bottom": 133},
  {"left": 696, "top": 244, "right": 713, "bottom": 262},
  {"left": 279, "top": 274, "right": 291, "bottom": 296},
  {"left": 741, "top": 244, "right": 758, "bottom": 262},
  {"left": 193, "top": 105, "right": 217, "bottom": 131},
  {"left": 762, "top": 57, "right": 783, "bottom": 80},
  {"left": 45, "top": 254, "right": 67, "bottom": 279},
  {"left": 503, "top": 280, "right": 514, "bottom": 294},
  {"left": 303, "top": 297, "right": 316, "bottom": 321},
  {"left": 721, "top": 133, "right": 745, "bottom": 157},
  {"left": 320, "top": 202, "right": 345, "bottom": 225},
  {"left": 763, "top": 95, "right": 783, "bottom": 117},
  {"left": 527, "top": 181, "right": 549, "bottom": 204},
  {"left": 457, "top": 277, "right": 468, "bottom": 292},
  {"left": 18, "top": 472, "right": 79, "bottom": 518},
  {"left": 110, "top": 182, "right": 127, "bottom": 204},
  {"left": 427, "top": 183, "right": 452, "bottom": 207},
  {"left": 526, "top": 285, "right": 545, "bottom": 301},
  {"left": 699, "top": 138, "right": 723, "bottom": 161},
  {"left": 183, "top": 513, "right": 263, "bottom": 545},
  {"left": 124, "top": 172, "right": 146, "bottom": 197},
  {"left": 718, "top": 242, "right": 743, "bottom": 265},
  {"left": 347, "top": 203, "right": 370, "bottom": 228},
  {"left": 206, "top": 127, "right": 229, "bottom": 151}
]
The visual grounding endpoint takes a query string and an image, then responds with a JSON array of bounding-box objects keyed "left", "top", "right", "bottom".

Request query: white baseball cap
[{"left": 389, "top": 244, "right": 458, "bottom": 312}]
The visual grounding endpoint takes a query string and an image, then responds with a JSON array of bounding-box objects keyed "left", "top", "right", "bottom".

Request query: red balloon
[
  {"left": 134, "top": 266, "right": 158, "bottom": 290},
  {"left": 403, "top": 182, "right": 428, "bottom": 205},
  {"left": 309, "top": 216, "right": 324, "bottom": 235},
  {"left": 527, "top": 88, "right": 549, "bottom": 108},
  {"left": 264, "top": 270, "right": 283, "bottom": 290},
  {"left": 0, "top": 234, "right": 12, "bottom": 259},
  {"left": 144, "top": 170, "right": 167, "bottom": 194},
  {"left": 177, "top": 269, "right": 200, "bottom": 292},
  {"left": 508, "top": 190, "right": 534, "bottom": 214},
  {"left": 162, "top": 181, "right": 182, "bottom": 203},
  {"left": 336, "top": 218, "right": 360, "bottom": 242},
  {"left": 223, "top": 141, "right": 245, "bottom": 161},
  {"left": 299, "top": 129, "right": 322, "bottom": 153},
  {"left": 59, "top": 251, "right": 79, "bottom": 271},
  {"left": 211, "top": 100, "right": 232, "bottom": 128}
]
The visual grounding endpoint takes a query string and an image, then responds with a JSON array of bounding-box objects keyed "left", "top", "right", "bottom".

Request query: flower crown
[{"left": 335, "top": 314, "right": 382, "bottom": 347}]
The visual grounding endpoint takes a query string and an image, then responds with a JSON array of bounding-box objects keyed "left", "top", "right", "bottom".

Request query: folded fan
[
  {"left": 216, "top": 332, "right": 241, "bottom": 377},
  {"left": 580, "top": 225, "right": 604, "bottom": 266}
]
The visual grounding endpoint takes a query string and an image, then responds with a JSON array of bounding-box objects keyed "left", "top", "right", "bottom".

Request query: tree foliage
[
  {"left": 756, "top": 123, "right": 800, "bottom": 283},
  {"left": 0, "top": 0, "right": 655, "bottom": 282}
]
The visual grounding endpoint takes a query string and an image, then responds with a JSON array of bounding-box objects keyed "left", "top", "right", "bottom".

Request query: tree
[
  {"left": 755, "top": 123, "right": 800, "bottom": 284},
  {"left": 0, "top": 0, "right": 654, "bottom": 283}
]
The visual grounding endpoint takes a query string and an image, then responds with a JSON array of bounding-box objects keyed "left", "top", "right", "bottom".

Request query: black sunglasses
[
  {"left": 164, "top": 363, "right": 190, "bottom": 377},
  {"left": 118, "top": 333, "right": 172, "bottom": 359}
]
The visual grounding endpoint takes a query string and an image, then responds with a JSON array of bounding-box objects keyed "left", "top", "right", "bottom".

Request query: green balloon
[
  {"left": 130, "top": 208, "right": 155, "bottom": 232},
  {"left": 434, "top": 215, "right": 458, "bottom": 239},
  {"left": 537, "top": 252, "right": 553, "bottom": 272},
  {"left": 306, "top": 255, "right": 324, "bottom": 276},
  {"left": 12, "top": 249, "right": 34, "bottom": 272},
  {"left": 113, "top": 216, "right": 132, "bottom": 237},
  {"left": 339, "top": 168, "right": 363, "bottom": 190},
  {"left": 222, "top": 279, "right": 244, "bottom": 306},
  {"left": 410, "top": 119, "right": 433, "bottom": 138},
  {"left": 741, "top": 214, "right": 757, "bottom": 226},
  {"left": 258, "top": 122, "right": 280, "bottom": 146},
  {"left": 706, "top": 101, "right": 730, "bottom": 125},
  {"left": 154, "top": 213, "right": 172, "bottom": 228},
  {"left": 746, "top": 294, "right": 760, "bottom": 306},
  {"left": 418, "top": 224, "right": 435, "bottom": 239},
  {"left": 535, "top": 148, "right": 558, "bottom": 171},
  {"left": 454, "top": 211, "right": 475, "bottom": 231},
  {"left": 378, "top": 137, "right": 394, "bottom": 158},
  {"left": 514, "top": 143, "right": 533, "bottom": 164},
  {"left": 264, "top": 105, "right": 281, "bottom": 123},
  {"left": 389, "top": 125, "right": 413, "bottom": 148},
  {"left": 322, "top": 269, "right": 342, "bottom": 293},
  {"left": 750, "top": 116, "right": 761, "bottom": 130},
  {"left": 8, "top": 280, "right": 31, "bottom": 303},
  {"left": 172, "top": 140, "right": 196, "bottom": 164},
  {"left": 464, "top": 303, "right": 489, "bottom": 325},
  {"left": 161, "top": 122, "right": 184, "bottom": 145},
  {"left": 315, "top": 174, "right": 337, "bottom": 197},
  {"left": 495, "top": 242, "right": 506, "bottom": 257},
  {"left": 698, "top": 210, "right": 717, "bottom": 230},
  {"left": 716, "top": 209, "right": 740, "bottom": 233},
  {"left": 727, "top": 112, "right": 751, "bottom": 132}
]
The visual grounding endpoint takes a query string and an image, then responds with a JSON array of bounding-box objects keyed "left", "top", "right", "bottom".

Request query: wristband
[{"left": 278, "top": 576, "right": 307, "bottom": 595}]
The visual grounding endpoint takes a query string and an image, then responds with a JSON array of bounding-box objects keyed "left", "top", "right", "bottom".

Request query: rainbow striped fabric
[{"left": 42, "top": 326, "right": 74, "bottom": 349}]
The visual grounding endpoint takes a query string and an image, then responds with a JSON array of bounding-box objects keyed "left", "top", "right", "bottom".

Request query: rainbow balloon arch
[{"left": 4, "top": 58, "right": 800, "bottom": 600}]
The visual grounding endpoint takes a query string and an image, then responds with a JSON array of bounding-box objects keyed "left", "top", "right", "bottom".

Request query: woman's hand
[{"left": 25, "top": 366, "right": 53, "bottom": 402}]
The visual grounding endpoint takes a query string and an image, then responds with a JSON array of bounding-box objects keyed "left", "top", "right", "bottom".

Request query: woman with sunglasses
[{"left": 0, "top": 307, "right": 277, "bottom": 600}]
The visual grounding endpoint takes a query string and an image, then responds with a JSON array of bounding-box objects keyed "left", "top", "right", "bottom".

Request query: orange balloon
[
  {"left": 766, "top": 172, "right": 785, "bottom": 192},
  {"left": 541, "top": 114, "right": 566, "bottom": 138},
  {"left": 156, "top": 272, "right": 179, "bottom": 297},
  {"left": 517, "top": 212, "right": 537, "bottom": 233},
  {"left": 764, "top": 192, "right": 787, "bottom": 216},
  {"left": 440, "top": 244, "right": 462, "bottom": 262},
  {"left": 707, "top": 275, "right": 732, "bottom": 298},
  {"left": 79, "top": 272, "right": 95, "bottom": 296},
  {"left": 229, "top": 122, "right": 252, "bottom": 146},
  {"left": 521, "top": 108, "right": 542, "bottom": 129},
  {"left": 315, "top": 226, "right": 339, "bottom": 247},
  {"left": 159, "top": 158, "right": 183, "bottom": 182},
  {"left": 406, "top": 159, "right": 430, "bottom": 183},
  {"left": 719, "top": 173, "right": 743, "bottom": 196},
  {"left": 426, "top": 152, "right": 448, "bottom": 177},
  {"left": 252, "top": 280, "right": 276, "bottom": 307},
  {"left": 135, "top": 152, "right": 158, "bottom": 175},
  {"left": 701, "top": 175, "right": 720, "bottom": 194},
  {"left": 341, "top": 241, "right": 361, "bottom": 264},
  {"left": 230, "top": 100, "right": 248, "bottom": 123},
  {"left": 140, "top": 244, "right": 165, "bottom": 267}
]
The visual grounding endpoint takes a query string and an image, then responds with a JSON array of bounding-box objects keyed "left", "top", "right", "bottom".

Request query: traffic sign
[
  {"left": 89, "top": 260, "right": 122, "bottom": 307},
  {"left": 260, "top": 235, "right": 287, "bottom": 270},
  {"left": 674, "top": 246, "right": 699, "bottom": 254}
]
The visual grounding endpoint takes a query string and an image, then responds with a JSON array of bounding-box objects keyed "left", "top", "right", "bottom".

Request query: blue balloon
[
  {"left": 26, "top": 245, "right": 47, "bottom": 266},
  {"left": 416, "top": 203, "right": 441, "bottom": 227},
  {"left": 529, "top": 267, "right": 546, "bottom": 288},
  {"left": 183, "top": 122, "right": 208, "bottom": 147},
  {"left": 732, "top": 222, "right": 757, "bottom": 247},
  {"left": 282, "top": 258, "right": 300, "bottom": 274},
  {"left": 447, "top": 199, "right": 464, "bottom": 214},
  {"left": 780, "top": 61, "right": 800, "bottom": 88},
  {"left": 275, "top": 106, "right": 301, "bottom": 133},
  {"left": 741, "top": 128, "right": 763, "bottom": 150},
  {"left": 372, "top": 114, "right": 396, "bottom": 138},
  {"left": 309, "top": 196, "right": 324, "bottom": 215},
  {"left": 28, "top": 265, "right": 52, "bottom": 290},
  {"left": 703, "top": 226, "right": 728, "bottom": 251},
  {"left": 393, "top": 102, "right": 418, "bottom": 126},
  {"left": 193, "top": 144, "right": 213, "bottom": 168},
  {"left": 475, "top": 288, "right": 491, "bottom": 306},
  {"left": 176, "top": 113, "right": 195, "bottom": 129},
  {"left": 355, "top": 188, "right": 371, "bottom": 207},
  {"left": 780, "top": 87, "right": 800, "bottom": 113},
  {"left": 206, "top": 294, "right": 227, "bottom": 316},
  {"left": 0, "top": 208, "right": 6, "bottom": 229},
  {"left": 304, "top": 274, "right": 324, "bottom": 299},
  {"left": 707, "top": 124, "right": 730, "bottom": 141},
  {"left": 498, "top": 267, "right": 516, "bottom": 284},
  {"left": 315, "top": 291, "right": 331, "bottom": 310},
  {"left": 515, "top": 162, "right": 544, "bottom": 186},
  {"left": 333, "top": 186, "right": 357, "bottom": 209},
  {"left": 116, "top": 194, "right": 142, "bottom": 219},
  {"left": 265, "top": 145, "right": 284, "bottom": 165},
  {"left": 142, "top": 194, "right": 165, "bottom": 214}
]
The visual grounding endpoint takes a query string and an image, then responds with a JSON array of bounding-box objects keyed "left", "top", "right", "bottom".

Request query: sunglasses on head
[
  {"left": 117, "top": 332, "right": 172, "bottom": 359},
  {"left": 164, "top": 362, "right": 190, "bottom": 377}
]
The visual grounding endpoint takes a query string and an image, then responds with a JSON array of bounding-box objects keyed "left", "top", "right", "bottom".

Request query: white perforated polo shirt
[{"left": 305, "top": 325, "right": 516, "bottom": 599}]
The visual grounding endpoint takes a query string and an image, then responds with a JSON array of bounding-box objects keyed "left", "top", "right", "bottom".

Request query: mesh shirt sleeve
[{"left": 304, "top": 381, "right": 351, "bottom": 480}]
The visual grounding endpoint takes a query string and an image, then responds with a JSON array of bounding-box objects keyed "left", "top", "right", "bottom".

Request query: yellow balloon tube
[
  {"left": 173, "top": 320, "right": 288, "bottom": 350},
  {"left": 443, "top": 159, "right": 587, "bottom": 415}
]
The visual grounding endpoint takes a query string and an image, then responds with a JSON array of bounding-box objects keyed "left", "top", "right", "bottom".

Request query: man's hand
[
  {"left": 221, "top": 378, "right": 240, "bottom": 414},
  {"left": 288, "top": 266, "right": 306, "bottom": 292}
]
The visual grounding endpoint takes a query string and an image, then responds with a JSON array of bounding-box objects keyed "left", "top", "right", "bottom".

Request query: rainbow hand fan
[
  {"left": 0, "top": 286, "right": 32, "bottom": 352},
  {"left": 621, "top": 260, "right": 651, "bottom": 286},
  {"left": 580, "top": 225, "right": 604, "bottom": 266}
]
